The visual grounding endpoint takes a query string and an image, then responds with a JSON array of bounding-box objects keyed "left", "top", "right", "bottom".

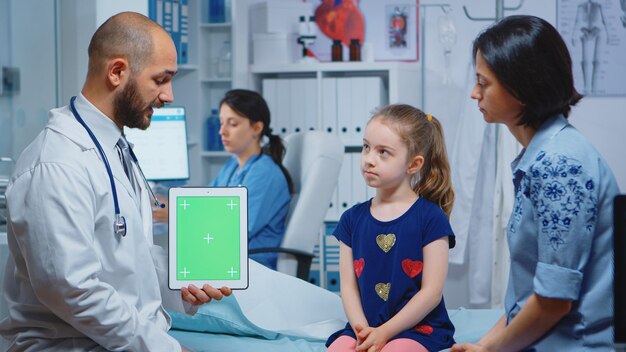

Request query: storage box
[
  {"left": 253, "top": 32, "right": 300, "bottom": 65},
  {"left": 249, "top": 0, "right": 312, "bottom": 34}
]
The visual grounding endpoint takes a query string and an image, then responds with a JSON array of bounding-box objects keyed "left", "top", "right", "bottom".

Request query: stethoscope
[
  {"left": 226, "top": 153, "right": 263, "bottom": 186},
  {"left": 69, "top": 96, "right": 164, "bottom": 237}
]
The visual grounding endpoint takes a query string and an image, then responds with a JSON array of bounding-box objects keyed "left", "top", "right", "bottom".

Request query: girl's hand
[
  {"left": 355, "top": 325, "right": 391, "bottom": 352},
  {"left": 353, "top": 324, "right": 366, "bottom": 346},
  {"left": 450, "top": 343, "right": 492, "bottom": 352}
]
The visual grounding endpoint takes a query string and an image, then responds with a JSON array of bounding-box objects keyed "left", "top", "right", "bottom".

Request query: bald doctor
[{"left": 0, "top": 12, "right": 230, "bottom": 351}]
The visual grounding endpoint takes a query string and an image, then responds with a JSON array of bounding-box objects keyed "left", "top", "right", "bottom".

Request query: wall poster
[{"left": 557, "top": 0, "right": 626, "bottom": 96}]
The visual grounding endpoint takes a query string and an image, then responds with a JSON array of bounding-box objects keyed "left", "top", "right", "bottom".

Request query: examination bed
[
  {"left": 167, "top": 260, "right": 502, "bottom": 352},
  {"left": 0, "top": 235, "right": 500, "bottom": 351}
]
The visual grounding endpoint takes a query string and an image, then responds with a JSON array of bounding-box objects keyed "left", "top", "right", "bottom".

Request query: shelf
[
  {"left": 200, "top": 22, "right": 232, "bottom": 29},
  {"left": 177, "top": 64, "right": 199, "bottom": 72},
  {"left": 201, "top": 151, "right": 231, "bottom": 158},
  {"left": 250, "top": 61, "right": 420, "bottom": 74},
  {"left": 201, "top": 77, "right": 232, "bottom": 83}
]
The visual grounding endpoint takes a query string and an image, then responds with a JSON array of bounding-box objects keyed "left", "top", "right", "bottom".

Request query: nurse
[
  {"left": 154, "top": 89, "right": 293, "bottom": 270},
  {"left": 451, "top": 15, "right": 619, "bottom": 351},
  {"left": 0, "top": 12, "right": 229, "bottom": 352}
]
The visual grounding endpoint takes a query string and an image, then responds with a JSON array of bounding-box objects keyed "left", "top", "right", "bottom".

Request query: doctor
[{"left": 0, "top": 12, "right": 230, "bottom": 351}]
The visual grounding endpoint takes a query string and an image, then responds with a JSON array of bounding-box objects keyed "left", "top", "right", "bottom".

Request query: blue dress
[
  {"left": 210, "top": 153, "right": 291, "bottom": 269},
  {"left": 505, "top": 115, "right": 619, "bottom": 351},
  {"left": 326, "top": 198, "right": 456, "bottom": 351}
]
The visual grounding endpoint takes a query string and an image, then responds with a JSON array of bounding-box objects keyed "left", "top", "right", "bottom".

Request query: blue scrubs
[
  {"left": 211, "top": 153, "right": 290, "bottom": 269},
  {"left": 506, "top": 115, "right": 619, "bottom": 351}
]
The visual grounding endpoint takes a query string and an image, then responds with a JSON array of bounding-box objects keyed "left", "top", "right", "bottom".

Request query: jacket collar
[
  {"left": 511, "top": 114, "right": 569, "bottom": 175},
  {"left": 48, "top": 93, "right": 122, "bottom": 152}
]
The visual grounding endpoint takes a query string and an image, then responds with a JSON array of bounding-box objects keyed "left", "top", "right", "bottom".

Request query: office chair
[{"left": 249, "top": 131, "right": 343, "bottom": 280}]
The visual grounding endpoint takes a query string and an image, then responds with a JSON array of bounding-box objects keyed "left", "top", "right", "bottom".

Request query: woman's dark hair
[
  {"left": 219, "top": 89, "right": 294, "bottom": 193},
  {"left": 472, "top": 15, "right": 582, "bottom": 129}
]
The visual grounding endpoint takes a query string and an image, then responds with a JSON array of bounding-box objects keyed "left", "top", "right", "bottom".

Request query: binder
[
  {"left": 275, "top": 79, "right": 291, "bottom": 138},
  {"left": 156, "top": 0, "right": 164, "bottom": 25},
  {"left": 308, "top": 239, "right": 322, "bottom": 286},
  {"left": 364, "top": 76, "right": 385, "bottom": 119},
  {"left": 336, "top": 78, "right": 351, "bottom": 145},
  {"left": 261, "top": 79, "right": 277, "bottom": 135},
  {"left": 289, "top": 79, "right": 307, "bottom": 134},
  {"left": 304, "top": 78, "right": 318, "bottom": 131},
  {"left": 179, "top": 0, "right": 189, "bottom": 64},
  {"left": 325, "top": 185, "right": 339, "bottom": 222},
  {"left": 321, "top": 77, "right": 337, "bottom": 136},
  {"left": 163, "top": 0, "right": 173, "bottom": 34},
  {"left": 337, "top": 153, "right": 352, "bottom": 216},
  {"left": 149, "top": 0, "right": 158, "bottom": 21},
  {"left": 171, "top": 0, "right": 181, "bottom": 64},
  {"left": 349, "top": 77, "right": 367, "bottom": 146},
  {"left": 351, "top": 153, "right": 367, "bottom": 206},
  {"left": 324, "top": 234, "right": 341, "bottom": 292}
]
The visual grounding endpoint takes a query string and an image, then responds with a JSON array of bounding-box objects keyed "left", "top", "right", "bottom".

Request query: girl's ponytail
[{"left": 415, "top": 116, "right": 454, "bottom": 217}]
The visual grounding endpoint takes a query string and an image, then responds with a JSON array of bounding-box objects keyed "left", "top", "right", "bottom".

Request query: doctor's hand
[
  {"left": 181, "top": 284, "right": 232, "bottom": 306},
  {"left": 152, "top": 196, "right": 169, "bottom": 223}
]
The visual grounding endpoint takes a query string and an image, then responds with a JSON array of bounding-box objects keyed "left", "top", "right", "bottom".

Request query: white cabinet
[
  {"left": 171, "top": 0, "right": 247, "bottom": 186},
  {"left": 251, "top": 62, "right": 419, "bottom": 220}
]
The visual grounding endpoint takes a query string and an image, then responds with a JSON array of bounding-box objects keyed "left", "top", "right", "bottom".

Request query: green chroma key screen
[{"left": 176, "top": 196, "right": 241, "bottom": 280}]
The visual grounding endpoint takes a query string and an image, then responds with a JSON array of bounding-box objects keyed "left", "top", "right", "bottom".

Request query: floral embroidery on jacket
[{"left": 520, "top": 153, "right": 598, "bottom": 251}]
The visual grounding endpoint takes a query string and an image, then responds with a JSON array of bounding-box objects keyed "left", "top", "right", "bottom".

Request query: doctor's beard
[{"left": 114, "top": 77, "right": 156, "bottom": 130}]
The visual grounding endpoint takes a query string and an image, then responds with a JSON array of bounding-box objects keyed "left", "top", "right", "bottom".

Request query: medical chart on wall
[{"left": 557, "top": 0, "right": 626, "bottom": 96}]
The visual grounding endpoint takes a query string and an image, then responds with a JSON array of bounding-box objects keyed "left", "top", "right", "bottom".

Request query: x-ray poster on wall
[{"left": 557, "top": 0, "right": 626, "bottom": 96}]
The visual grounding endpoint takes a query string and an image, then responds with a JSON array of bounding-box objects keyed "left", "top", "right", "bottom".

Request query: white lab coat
[{"left": 0, "top": 94, "right": 186, "bottom": 351}]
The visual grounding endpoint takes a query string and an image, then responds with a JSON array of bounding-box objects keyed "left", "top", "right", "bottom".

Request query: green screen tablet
[{"left": 168, "top": 187, "right": 248, "bottom": 290}]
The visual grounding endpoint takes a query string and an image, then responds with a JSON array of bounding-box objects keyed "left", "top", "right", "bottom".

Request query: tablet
[{"left": 168, "top": 187, "right": 248, "bottom": 290}]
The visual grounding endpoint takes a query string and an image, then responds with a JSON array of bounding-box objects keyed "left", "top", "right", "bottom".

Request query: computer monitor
[
  {"left": 615, "top": 195, "right": 626, "bottom": 348},
  {"left": 124, "top": 107, "right": 190, "bottom": 181}
]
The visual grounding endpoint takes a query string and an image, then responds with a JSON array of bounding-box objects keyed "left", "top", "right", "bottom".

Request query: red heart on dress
[
  {"left": 415, "top": 324, "right": 433, "bottom": 335},
  {"left": 401, "top": 259, "right": 423, "bottom": 278},
  {"left": 353, "top": 258, "right": 365, "bottom": 278}
]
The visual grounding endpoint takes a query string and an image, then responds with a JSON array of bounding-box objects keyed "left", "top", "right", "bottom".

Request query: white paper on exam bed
[
  {"left": 167, "top": 260, "right": 347, "bottom": 340},
  {"left": 166, "top": 259, "right": 503, "bottom": 345}
]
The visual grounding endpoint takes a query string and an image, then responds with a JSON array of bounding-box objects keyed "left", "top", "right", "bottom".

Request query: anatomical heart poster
[{"left": 310, "top": 0, "right": 419, "bottom": 62}]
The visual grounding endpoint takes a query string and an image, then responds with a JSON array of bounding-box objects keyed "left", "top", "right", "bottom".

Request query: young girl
[{"left": 327, "top": 104, "right": 456, "bottom": 352}]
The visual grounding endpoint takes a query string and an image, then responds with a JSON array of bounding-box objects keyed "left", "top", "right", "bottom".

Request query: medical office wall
[
  {"left": 0, "top": 0, "right": 147, "bottom": 162},
  {"left": 0, "top": 0, "right": 57, "bottom": 161}
]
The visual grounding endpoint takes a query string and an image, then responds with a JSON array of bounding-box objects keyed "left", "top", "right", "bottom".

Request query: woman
[
  {"left": 452, "top": 16, "right": 619, "bottom": 351},
  {"left": 155, "top": 89, "right": 293, "bottom": 270}
]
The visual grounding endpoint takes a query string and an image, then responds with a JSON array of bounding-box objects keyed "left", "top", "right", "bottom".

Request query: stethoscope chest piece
[{"left": 114, "top": 214, "right": 127, "bottom": 237}]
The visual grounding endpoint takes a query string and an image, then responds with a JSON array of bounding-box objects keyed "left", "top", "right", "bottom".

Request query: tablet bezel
[{"left": 168, "top": 187, "right": 248, "bottom": 290}]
